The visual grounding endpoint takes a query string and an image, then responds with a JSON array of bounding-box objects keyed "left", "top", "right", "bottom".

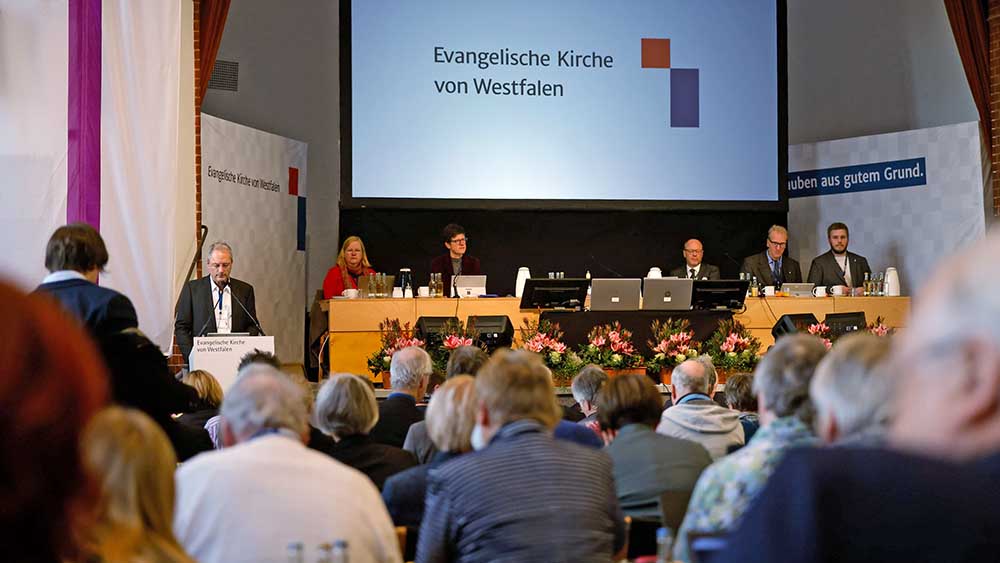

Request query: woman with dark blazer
[
  {"left": 429, "top": 223, "right": 481, "bottom": 295},
  {"left": 313, "top": 374, "right": 416, "bottom": 489}
]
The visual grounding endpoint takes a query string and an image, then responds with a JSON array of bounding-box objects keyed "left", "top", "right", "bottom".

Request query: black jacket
[
  {"left": 173, "top": 276, "right": 259, "bottom": 361},
  {"left": 370, "top": 394, "right": 425, "bottom": 448},
  {"left": 314, "top": 434, "right": 417, "bottom": 490},
  {"left": 35, "top": 277, "right": 138, "bottom": 337}
]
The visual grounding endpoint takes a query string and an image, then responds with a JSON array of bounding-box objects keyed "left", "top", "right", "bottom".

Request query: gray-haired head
[
  {"left": 207, "top": 241, "right": 233, "bottom": 261},
  {"left": 672, "top": 359, "right": 709, "bottom": 396},
  {"left": 571, "top": 365, "right": 609, "bottom": 405},
  {"left": 694, "top": 354, "right": 717, "bottom": 392},
  {"left": 390, "top": 346, "right": 432, "bottom": 390},
  {"left": 313, "top": 373, "right": 379, "bottom": 440},
  {"left": 811, "top": 332, "right": 893, "bottom": 444},
  {"left": 753, "top": 333, "right": 826, "bottom": 425},
  {"left": 220, "top": 366, "right": 307, "bottom": 442},
  {"left": 445, "top": 345, "right": 489, "bottom": 378}
]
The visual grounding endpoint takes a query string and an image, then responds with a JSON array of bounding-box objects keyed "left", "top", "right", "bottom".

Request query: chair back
[{"left": 659, "top": 489, "right": 694, "bottom": 532}]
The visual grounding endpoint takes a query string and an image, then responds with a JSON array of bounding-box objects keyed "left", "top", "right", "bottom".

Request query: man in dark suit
[
  {"left": 718, "top": 232, "right": 1000, "bottom": 563},
  {"left": 174, "top": 241, "right": 260, "bottom": 363},
  {"left": 35, "top": 223, "right": 138, "bottom": 337},
  {"left": 740, "top": 225, "right": 802, "bottom": 286},
  {"left": 669, "top": 238, "right": 721, "bottom": 280},
  {"left": 370, "top": 346, "right": 431, "bottom": 448},
  {"left": 807, "top": 222, "right": 871, "bottom": 291},
  {"left": 429, "top": 223, "right": 482, "bottom": 296}
]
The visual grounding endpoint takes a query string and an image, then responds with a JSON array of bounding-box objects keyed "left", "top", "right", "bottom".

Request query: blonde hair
[
  {"left": 426, "top": 376, "right": 478, "bottom": 452},
  {"left": 79, "top": 407, "right": 194, "bottom": 563},
  {"left": 336, "top": 235, "right": 372, "bottom": 278},
  {"left": 475, "top": 349, "right": 561, "bottom": 429},
  {"left": 314, "top": 374, "right": 379, "bottom": 439},
  {"left": 181, "top": 369, "right": 223, "bottom": 408}
]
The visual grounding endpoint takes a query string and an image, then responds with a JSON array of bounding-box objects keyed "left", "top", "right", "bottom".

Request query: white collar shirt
[
  {"left": 687, "top": 264, "right": 701, "bottom": 279},
  {"left": 211, "top": 282, "right": 232, "bottom": 334}
]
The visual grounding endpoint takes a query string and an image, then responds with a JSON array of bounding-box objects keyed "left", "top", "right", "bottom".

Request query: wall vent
[{"left": 207, "top": 59, "right": 239, "bottom": 91}]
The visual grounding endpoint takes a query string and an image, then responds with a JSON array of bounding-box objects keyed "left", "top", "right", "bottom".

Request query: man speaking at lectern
[{"left": 174, "top": 241, "right": 262, "bottom": 363}]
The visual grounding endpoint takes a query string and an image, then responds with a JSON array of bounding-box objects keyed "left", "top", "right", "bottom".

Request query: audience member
[
  {"left": 371, "top": 346, "right": 431, "bottom": 447},
  {"left": 416, "top": 349, "right": 625, "bottom": 562},
  {"left": 723, "top": 373, "right": 760, "bottom": 443},
  {"left": 34, "top": 222, "right": 139, "bottom": 337},
  {"left": 383, "top": 376, "right": 477, "bottom": 527},
  {"left": 0, "top": 281, "right": 108, "bottom": 563},
  {"left": 176, "top": 369, "right": 223, "bottom": 429},
  {"left": 598, "top": 374, "right": 712, "bottom": 520},
  {"left": 673, "top": 333, "right": 824, "bottom": 563},
  {"left": 79, "top": 407, "right": 195, "bottom": 562},
  {"left": 740, "top": 224, "right": 802, "bottom": 286},
  {"left": 572, "top": 364, "right": 609, "bottom": 431},
  {"left": 204, "top": 349, "right": 284, "bottom": 448},
  {"left": 282, "top": 367, "right": 339, "bottom": 453},
  {"left": 174, "top": 366, "right": 401, "bottom": 563},
  {"left": 323, "top": 235, "right": 376, "bottom": 299},
  {"left": 719, "top": 232, "right": 1000, "bottom": 562},
  {"left": 313, "top": 373, "right": 417, "bottom": 489},
  {"left": 657, "top": 358, "right": 744, "bottom": 459},
  {"left": 97, "top": 330, "right": 211, "bottom": 461},
  {"left": 405, "top": 345, "right": 487, "bottom": 463},
  {"left": 810, "top": 332, "right": 893, "bottom": 446}
]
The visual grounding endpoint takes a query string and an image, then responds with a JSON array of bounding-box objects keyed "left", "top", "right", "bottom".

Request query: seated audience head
[
  {"left": 337, "top": 235, "right": 371, "bottom": 273},
  {"left": 475, "top": 349, "right": 562, "bottom": 443},
  {"left": 442, "top": 223, "right": 468, "bottom": 258},
  {"left": 766, "top": 224, "right": 789, "bottom": 260},
  {"left": 695, "top": 353, "right": 718, "bottom": 393},
  {"left": 80, "top": 407, "right": 192, "bottom": 562},
  {"left": 810, "top": 332, "right": 893, "bottom": 444},
  {"left": 390, "top": 345, "right": 432, "bottom": 395},
  {"left": 597, "top": 373, "right": 664, "bottom": 431},
  {"left": 237, "top": 348, "right": 281, "bottom": 372},
  {"left": 724, "top": 373, "right": 757, "bottom": 413},
  {"left": 890, "top": 232, "right": 1000, "bottom": 460},
  {"left": 671, "top": 358, "right": 709, "bottom": 399},
  {"left": 205, "top": 241, "right": 234, "bottom": 288},
  {"left": 426, "top": 375, "right": 478, "bottom": 453},
  {"left": 683, "top": 238, "right": 705, "bottom": 267},
  {"left": 98, "top": 329, "right": 191, "bottom": 421},
  {"left": 0, "top": 280, "right": 108, "bottom": 562},
  {"left": 571, "top": 364, "right": 609, "bottom": 417},
  {"left": 182, "top": 369, "right": 223, "bottom": 410},
  {"left": 446, "top": 344, "right": 489, "bottom": 378},
  {"left": 45, "top": 222, "right": 110, "bottom": 281},
  {"left": 753, "top": 333, "right": 827, "bottom": 426},
  {"left": 220, "top": 365, "right": 307, "bottom": 446},
  {"left": 314, "top": 373, "right": 379, "bottom": 441}
]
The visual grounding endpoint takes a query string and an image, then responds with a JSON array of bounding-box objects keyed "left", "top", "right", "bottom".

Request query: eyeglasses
[
  {"left": 449, "top": 237, "right": 468, "bottom": 244},
  {"left": 683, "top": 248, "right": 703, "bottom": 254},
  {"left": 767, "top": 239, "right": 787, "bottom": 248}
]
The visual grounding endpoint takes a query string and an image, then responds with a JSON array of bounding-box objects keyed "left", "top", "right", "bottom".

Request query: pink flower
[
  {"left": 608, "top": 331, "right": 621, "bottom": 343},
  {"left": 550, "top": 341, "right": 567, "bottom": 353},
  {"left": 870, "top": 324, "right": 889, "bottom": 337},
  {"left": 443, "top": 334, "right": 472, "bottom": 350},
  {"left": 590, "top": 335, "right": 607, "bottom": 348}
]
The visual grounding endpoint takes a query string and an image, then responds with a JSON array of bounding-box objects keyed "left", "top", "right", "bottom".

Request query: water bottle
[
  {"left": 656, "top": 527, "right": 674, "bottom": 563},
  {"left": 331, "top": 540, "right": 349, "bottom": 563},
  {"left": 287, "top": 542, "right": 304, "bottom": 563},
  {"left": 876, "top": 272, "right": 885, "bottom": 297},
  {"left": 585, "top": 270, "right": 592, "bottom": 296},
  {"left": 315, "top": 542, "right": 333, "bottom": 563},
  {"left": 863, "top": 272, "right": 871, "bottom": 296},
  {"left": 750, "top": 276, "right": 760, "bottom": 298}
]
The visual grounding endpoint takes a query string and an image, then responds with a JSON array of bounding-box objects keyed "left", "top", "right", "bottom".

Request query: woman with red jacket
[{"left": 323, "top": 236, "right": 376, "bottom": 298}]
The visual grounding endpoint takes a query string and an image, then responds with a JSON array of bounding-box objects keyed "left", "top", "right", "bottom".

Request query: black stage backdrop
[{"left": 337, "top": 209, "right": 788, "bottom": 297}]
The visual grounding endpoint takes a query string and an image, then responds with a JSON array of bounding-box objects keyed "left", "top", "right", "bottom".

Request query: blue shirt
[{"left": 767, "top": 254, "right": 782, "bottom": 275}]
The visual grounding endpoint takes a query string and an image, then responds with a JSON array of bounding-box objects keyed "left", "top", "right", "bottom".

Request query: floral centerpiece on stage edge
[
  {"left": 807, "top": 322, "right": 833, "bottom": 349},
  {"left": 367, "top": 318, "right": 425, "bottom": 377},
  {"left": 578, "top": 321, "right": 645, "bottom": 370},
  {"left": 646, "top": 318, "right": 700, "bottom": 373},
  {"left": 705, "top": 319, "right": 761, "bottom": 372},
  {"left": 429, "top": 318, "right": 482, "bottom": 374},
  {"left": 517, "top": 317, "right": 581, "bottom": 385},
  {"left": 867, "top": 316, "right": 895, "bottom": 337}
]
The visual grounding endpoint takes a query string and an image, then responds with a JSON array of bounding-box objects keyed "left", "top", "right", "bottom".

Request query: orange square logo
[{"left": 641, "top": 38, "right": 670, "bottom": 68}]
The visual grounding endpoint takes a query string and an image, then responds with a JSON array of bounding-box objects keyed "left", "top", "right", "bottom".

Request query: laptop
[
  {"left": 782, "top": 282, "right": 815, "bottom": 298},
  {"left": 641, "top": 278, "right": 694, "bottom": 311},
  {"left": 590, "top": 278, "right": 641, "bottom": 311},
  {"left": 453, "top": 275, "right": 487, "bottom": 298}
]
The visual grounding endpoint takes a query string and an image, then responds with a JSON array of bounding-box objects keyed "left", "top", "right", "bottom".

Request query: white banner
[
  {"left": 788, "top": 121, "right": 987, "bottom": 295},
  {"left": 201, "top": 113, "right": 308, "bottom": 365}
]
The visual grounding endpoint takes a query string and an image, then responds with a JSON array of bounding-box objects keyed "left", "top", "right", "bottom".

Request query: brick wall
[{"left": 990, "top": 0, "right": 1000, "bottom": 215}]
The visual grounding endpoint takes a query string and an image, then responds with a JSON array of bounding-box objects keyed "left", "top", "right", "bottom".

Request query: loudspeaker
[
  {"left": 415, "top": 316, "right": 459, "bottom": 348},
  {"left": 824, "top": 311, "right": 867, "bottom": 338},
  {"left": 468, "top": 315, "right": 514, "bottom": 352},
  {"left": 771, "top": 313, "right": 819, "bottom": 340}
]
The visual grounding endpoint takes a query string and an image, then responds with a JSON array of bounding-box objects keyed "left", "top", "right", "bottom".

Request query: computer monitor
[
  {"left": 642, "top": 278, "right": 694, "bottom": 311},
  {"left": 518, "top": 278, "right": 590, "bottom": 310},
  {"left": 591, "top": 278, "right": 641, "bottom": 311},
  {"left": 691, "top": 279, "right": 750, "bottom": 310},
  {"left": 453, "top": 275, "right": 487, "bottom": 298}
]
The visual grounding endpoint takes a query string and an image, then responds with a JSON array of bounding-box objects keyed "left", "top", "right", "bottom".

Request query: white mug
[
  {"left": 391, "top": 287, "right": 404, "bottom": 298},
  {"left": 830, "top": 286, "right": 845, "bottom": 296},
  {"left": 417, "top": 286, "right": 430, "bottom": 297},
  {"left": 812, "top": 286, "right": 827, "bottom": 297},
  {"left": 342, "top": 289, "right": 359, "bottom": 299},
  {"left": 647, "top": 267, "right": 663, "bottom": 279},
  {"left": 763, "top": 285, "right": 776, "bottom": 297}
]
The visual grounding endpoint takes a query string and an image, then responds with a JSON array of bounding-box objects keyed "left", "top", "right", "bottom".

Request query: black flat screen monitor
[
  {"left": 519, "top": 278, "right": 589, "bottom": 310},
  {"left": 691, "top": 280, "right": 750, "bottom": 310}
]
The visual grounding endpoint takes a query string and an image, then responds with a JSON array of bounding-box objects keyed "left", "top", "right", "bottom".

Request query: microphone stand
[
  {"left": 231, "top": 289, "right": 266, "bottom": 336},
  {"left": 452, "top": 260, "right": 462, "bottom": 299},
  {"left": 197, "top": 289, "right": 224, "bottom": 337}
]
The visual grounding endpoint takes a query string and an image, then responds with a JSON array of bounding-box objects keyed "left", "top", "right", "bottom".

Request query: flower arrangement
[
  {"left": 578, "top": 321, "right": 644, "bottom": 369},
  {"left": 807, "top": 322, "right": 833, "bottom": 349},
  {"left": 646, "top": 318, "right": 700, "bottom": 372},
  {"left": 517, "top": 317, "right": 581, "bottom": 384},
  {"left": 867, "top": 316, "right": 895, "bottom": 337},
  {"left": 367, "top": 318, "right": 425, "bottom": 376},
  {"left": 705, "top": 319, "right": 761, "bottom": 372},
  {"left": 429, "top": 318, "right": 482, "bottom": 374}
]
